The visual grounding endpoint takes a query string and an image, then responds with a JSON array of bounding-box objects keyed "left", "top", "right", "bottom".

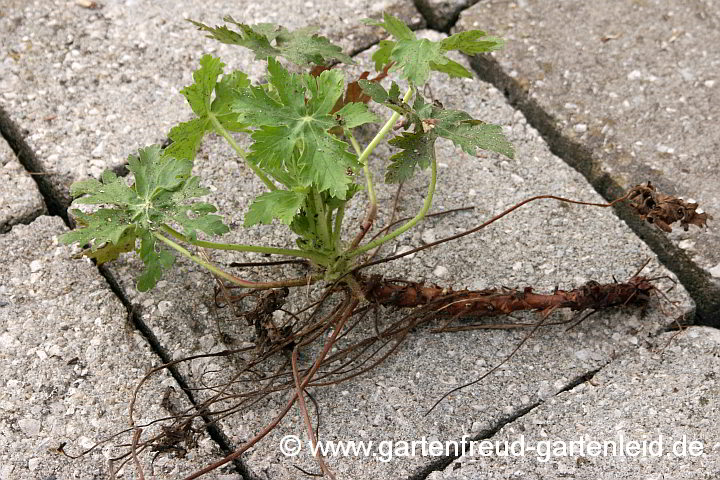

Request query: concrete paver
[
  {"left": 456, "top": 0, "right": 720, "bottom": 323},
  {"left": 428, "top": 326, "right": 720, "bottom": 480},
  {"left": 0, "top": 0, "right": 423, "bottom": 206},
  {"left": 0, "top": 137, "right": 45, "bottom": 233},
  {"left": 103, "top": 35, "right": 693, "bottom": 478},
  {"left": 0, "top": 1, "right": 716, "bottom": 479},
  {"left": 415, "top": 0, "right": 478, "bottom": 31},
  {"left": 0, "top": 216, "right": 233, "bottom": 479}
]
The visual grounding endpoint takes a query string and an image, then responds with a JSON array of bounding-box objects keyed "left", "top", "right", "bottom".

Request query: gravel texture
[
  {"left": 101, "top": 32, "right": 693, "bottom": 479},
  {"left": 456, "top": 0, "right": 720, "bottom": 292},
  {"left": 0, "top": 216, "right": 233, "bottom": 479},
  {"left": 0, "top": 136, "right": 45, "bottom": 232},
  {"left": 428, "top": 326, "right": 720, "bottom": 480},
  {"left": 0, "top": 0, "right": 423, "bottom": 205}
]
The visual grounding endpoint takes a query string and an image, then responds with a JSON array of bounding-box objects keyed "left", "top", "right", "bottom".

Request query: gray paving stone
[
  {"left": 415, "top": 0, "right": 479, "bottom": 31},
  {"left": 428, "top": 326, "right": 720, "bottom": 480},
  {"left": 456, "top": 0, "right": 720, "bottom": 323},
  {"left": 0, "top": 0, "right": 422, "bottom": 205},
  {"left": 0, "top": 137, "right": 45, "bottom": 233},
  {"left": 0, "top": 216, "right": 233, "bottom": 479},
  {"left": 98, "top": 32, "right": 694, "bottom": 478}
]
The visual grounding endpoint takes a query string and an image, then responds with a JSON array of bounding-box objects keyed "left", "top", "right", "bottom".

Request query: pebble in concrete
[
  {"left": 428, "top": 327, "right": 720, "bottom": 479},
  {"left": 0, "top": 137, "right": 45, "bottom": 232},
  {"left": 101, "top": 32, "right": 694, "bottom": 478},
  {"left": 456, "top": 0, "right": 720, "bottom": 278},
  {"left": 0, "top": 216, "right": 234, "bottom": 479}
]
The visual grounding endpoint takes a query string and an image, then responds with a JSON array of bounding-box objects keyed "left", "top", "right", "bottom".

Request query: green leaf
[
  {"left": 129, "top": 147, "right": 190, "bottom": 200},
  {"left": 386, "top": 131, "right": 437, "bottom": 183},
  {"left": 357, "top": 80, "right": 409, "bottom": 117},
  {"left": 367, "top": 13, "right": 503, "bottom": 86},
  {"left": 371, "top": 40, "right": 395, "bottom": 71},
  {"left": 61, "top": 145, "right": 228, "bottom": 290},
  {"left": 233, "top": 58, "right": 360, "bottom": 198},
  {"left": 357, "top": 80, "right": 390, "bottom": 103},
  {"left": 136, "top": 233, "right": 175, "bottom": 292},
  {"left": 165, "top": 55, "right": 250, "bottom": 162},
  {"left": 244, "top": 190, "right": 306, "bottom": 226},
  {"left": 190, "top": 17, "right": 353, "bottom": 66},
  {"left": 382, "top": 93, "right": 513, "bottom": 183},
  {"left": 429, "top": 109, "right": 514, "bottom": 159},
  {"left": 440, "top": 30, "right": 504, "bottom": 55},
  {"left": 70, "top": 171, "right": 138, "bottom": 207},
  {"left": 83, "top": 227, "right": 137, "bottom": 264},
  {"left": 429, "top": 58, "right": 472, "bottom": 79},
  {"left": 60, "top": 208, "right": 134, "bottom": 249},
  {"left": 181, "top": 54, "right": 224, "bottom": 117},
  {"left": 212, "top": 70, "right": 252, "bottom": 131},
  {"left": 363, "top": 12, "right": 414, "bottom": 41},
  {"left": 334, "top": 102, "right": 378, "bottom": 128},
  {"left": 391, "top": 38, "right": 448, "bottom": 86}
]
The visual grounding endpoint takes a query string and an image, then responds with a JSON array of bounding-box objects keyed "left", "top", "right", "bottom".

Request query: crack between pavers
[
  {"left": 404, "top": 367, "right": 603, "bottom": 480},
  {"left": 464, "top": 54, "right": 720, "bottom": 328},
  {"left": 412, "top": 1, "right": 720, "bottom": 327},
  {"left": 98, "top": 265, "right": 255, "bottom": 479},
  {"left": 413, "top": 0, "right": 481, "bottom": 33},
  {"left": 0, "top": 210, "right": 46, "bottom": 234},
  {"left": 0, "top": 104, "right": 68, "bottom": 224},
  {"left": 0, "top": 103, "right": 255, "bottom": 480}
]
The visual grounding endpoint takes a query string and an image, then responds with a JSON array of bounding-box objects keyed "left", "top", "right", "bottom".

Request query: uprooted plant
[{"left": 58, "top": 13, "right": 710, "bottom": 479}]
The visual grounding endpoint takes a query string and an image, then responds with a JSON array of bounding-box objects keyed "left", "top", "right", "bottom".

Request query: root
[
  {"left": 362, "top": 274, "right": 653, "bottom": 319},
  {"left": 106, "top": 267, "right": 667, "bottom": 479},
  {"left": 96, "top": 182, "right": 705, "bottom": 478}
]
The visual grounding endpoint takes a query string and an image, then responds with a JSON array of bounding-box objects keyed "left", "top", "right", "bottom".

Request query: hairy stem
[
  {"left": 333, "top": 204, "right": 346, "bottom": 252},
  {"left": 161, "top": 225, "right": 328, "bottom": 265},
  {"left": 209, "top": 113, "right": 277, "bottom": 191},
  {"left": 350, "top": 151, "right": 437, "bottom": 258},
  {"left": 312, "top": 189, "right": 332, "bottom": 250},
  {"left": 153, "top": 232, "right": 315, "bottom": 289},
  {"left": 348, "top": 131, "right": 375, "bottom": 207},
  {"left": 349, "top": 86, "right": 414, "bottom": 250}
]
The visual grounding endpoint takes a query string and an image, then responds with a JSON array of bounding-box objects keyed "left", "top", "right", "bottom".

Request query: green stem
[
  {"left": 350, "top": 153, "right": 437, "bottom": 258},
  {"left": 153, "top": 232, "right": 309, "bottom": 289},
  {"left": 348, "top": 131, "right": 375, "bottom": 207},
  {"left": 356, "top": 86, "right": 414, "bottom": 167},
  {"left": 161, "top": 225, "right": 328, "bottom": 265},
  {"left": 209, "top": 114, "right": 277, "bottom": 191},
  {"left": 311, "top": 189, "right": 332, "bottom": 249},
  {"left": 332, "top": 204, "right": 345, "bottom": 251},
  {"left": 348, "top": 86, "right": 414, "bottom": 251},
  {"left": 325, "top": 208, "right": 334, "bottom": 248}
]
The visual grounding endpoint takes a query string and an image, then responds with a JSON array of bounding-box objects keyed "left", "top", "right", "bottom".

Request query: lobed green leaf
[
  {"left": 60, "top": 145, "right": 228, "bottom": 290},
  {"left": 363, "top": 12, "right": 414, "bottom": 41},
  {"left": 440, "top": 30, "right": 504, "bottom": 54},
  {"left": 190, "top": 17, "right": 353, "bottom": 66},
  {"left": 386, "top": 131, "right": 437, "bottom": 183},
  {"left": 366, "top": 12, "right": 502, "bottom": 85},
  {"left": 233, "top": 58, "right": 360, "bottom": 199},
  {"left": 334, "top": 102, "right": 378, "bottom": 129},
  {"left": 244, "top": 190, "right": 306, "bottom": 226},
  {"left": 137, "top": 233, "right": 175, "bottom": 292},
  {"left": 165, "top": 55, "right": 251, "bottom": 162}
]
